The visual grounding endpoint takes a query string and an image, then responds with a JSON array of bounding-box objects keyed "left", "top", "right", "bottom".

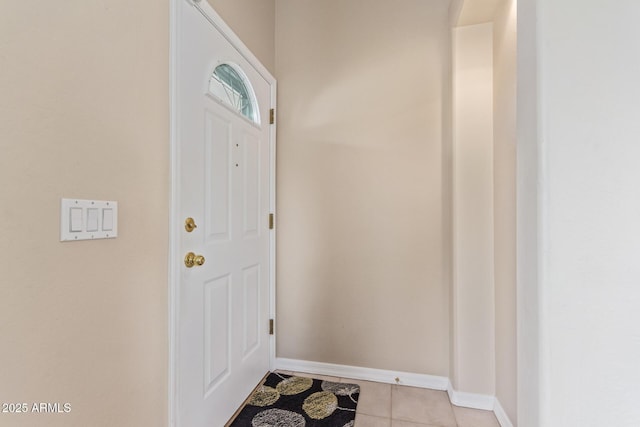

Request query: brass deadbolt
[
  {"left": 185, "top": 217, "right": 198, "bottom": 233},
  {"left": 184, "top": 252, "right": 205, "bottom": 268}
]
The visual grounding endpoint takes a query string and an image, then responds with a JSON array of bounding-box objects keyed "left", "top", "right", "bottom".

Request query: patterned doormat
[{"left": 229, "top": 372, "right": 360, "bottom": 427}]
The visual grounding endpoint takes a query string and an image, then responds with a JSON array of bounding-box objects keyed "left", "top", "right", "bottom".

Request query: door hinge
[
  {"left": 269, "top": 108, "right": 275, "bottom": 125},
  {"left": 269, "top": 213, "right": 274, "bottom": 230},
  {"left": 269, "top": 319, "right": 274, "bottom": 335}
]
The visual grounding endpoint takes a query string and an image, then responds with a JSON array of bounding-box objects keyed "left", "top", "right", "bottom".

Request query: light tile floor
[{"left": 277, "top": 371, "right": 500, "bottom": 427}]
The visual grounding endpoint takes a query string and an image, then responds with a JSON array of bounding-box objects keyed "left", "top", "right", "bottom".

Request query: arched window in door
[{"left": 208, "top": 63, "right": 259, "bottom": 124}]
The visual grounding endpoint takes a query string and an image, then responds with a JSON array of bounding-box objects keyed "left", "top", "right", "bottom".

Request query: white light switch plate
[{"left": 60, "top": 198, "right": 118, "bottom": 242}]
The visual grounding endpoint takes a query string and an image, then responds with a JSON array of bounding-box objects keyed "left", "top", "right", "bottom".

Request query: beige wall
[
  {"left": 206, "top": 0, "right": 275, "bottom": 73},
  {"left": 452, "top": 22, "right": 496, "bottom": 394},
  {"left": 0, "top": 2, "right": 169, "bottom": 427},
  {"left": 0, "top": 1, "right": 275, "bottom": 425},
  {"left": 0, "top": 0, "right": 518, "bottom": 422},
  {"left": 493, "top": 0, "right": 517, "bottom": 422},
  {"left": 275, "top": 0, "right": 451, "bottom": 375}
]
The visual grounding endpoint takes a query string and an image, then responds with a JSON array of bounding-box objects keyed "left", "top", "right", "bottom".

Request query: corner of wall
[{"left": 451, "top": 21, "right": 496, "bottom": 397}]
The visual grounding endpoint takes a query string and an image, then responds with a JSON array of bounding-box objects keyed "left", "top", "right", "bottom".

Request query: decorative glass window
[{"left": 208, "top": 64, "right": 258, "bottom": 124}]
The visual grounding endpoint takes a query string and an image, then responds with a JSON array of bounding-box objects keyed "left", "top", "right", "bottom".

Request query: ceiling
[{"left": 455, "top": 0, "right": 504, "bottom": 26}]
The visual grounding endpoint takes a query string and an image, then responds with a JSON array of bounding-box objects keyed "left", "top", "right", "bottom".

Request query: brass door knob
[
  {"left": 184, "top": 252, "right": 206, "bottom": 268},
  {"left": 185, "top": 217, "right": 198, "bottom": 232}
]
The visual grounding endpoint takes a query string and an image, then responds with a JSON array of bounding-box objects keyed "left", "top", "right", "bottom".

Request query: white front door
[{"left": 174, "top": 1, "right": 274, "bottom": 426}]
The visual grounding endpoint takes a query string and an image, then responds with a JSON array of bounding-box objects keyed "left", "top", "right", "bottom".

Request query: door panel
[
  {"left": 204, "top": 111, "right": 232, "bottom": 242},
  {"left": 203, "top": 274, "right": 231, "bottom": 393},
  {"left": 243, "top": 132, "right": 261, "bottom": 238},
  {"left": 242, "top": 264, "right": 261, "bottom": 358},
  {"left": 176, "top": 1, "right": 273, "bottom": 426}
]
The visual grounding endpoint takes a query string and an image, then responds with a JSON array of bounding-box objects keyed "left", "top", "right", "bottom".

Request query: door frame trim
[{"left": 169, "top": 1, "right": 277, "bottom": 425}]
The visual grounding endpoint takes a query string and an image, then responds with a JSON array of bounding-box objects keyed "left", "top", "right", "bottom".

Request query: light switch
[
  {"left": 70, "top": 208, "right": 83, "bottom": 232},
  {"left": 102, "top": 209, "right": 114, "bottom": 231},
  {"left": 61, "top": 198, "right": 118, "bottom": 242},
  {"left": 87, "top": 208, "right": 99, "bottom": 232}
]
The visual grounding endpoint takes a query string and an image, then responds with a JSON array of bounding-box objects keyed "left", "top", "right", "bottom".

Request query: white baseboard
[
  {"left": 275, "top": 357, "right": 449, "bottom": 390},
  {"left": 493, "top": 398, "right": 514, "bottom": 427},
  {"left": 446, "top": 381, "right": 495, "bottom": 410},
  {"left": 274, "top": 358, "right": 515, "bottom": 427}
]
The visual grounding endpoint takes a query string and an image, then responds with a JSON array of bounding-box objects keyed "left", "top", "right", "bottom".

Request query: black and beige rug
[{"left": 229, "top": 372, "right": 360, "bottom": 427}]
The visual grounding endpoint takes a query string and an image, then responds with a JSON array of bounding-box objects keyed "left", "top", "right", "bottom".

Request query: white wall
[
  {"left": 517, "top": 0, "right": 540, "bottom": 425},
  {"left": 452, "top": 22, "right": 495, "bottom": 395},
  {"left": 520, "top": 0, "right": 640, "bottom": 424}
]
